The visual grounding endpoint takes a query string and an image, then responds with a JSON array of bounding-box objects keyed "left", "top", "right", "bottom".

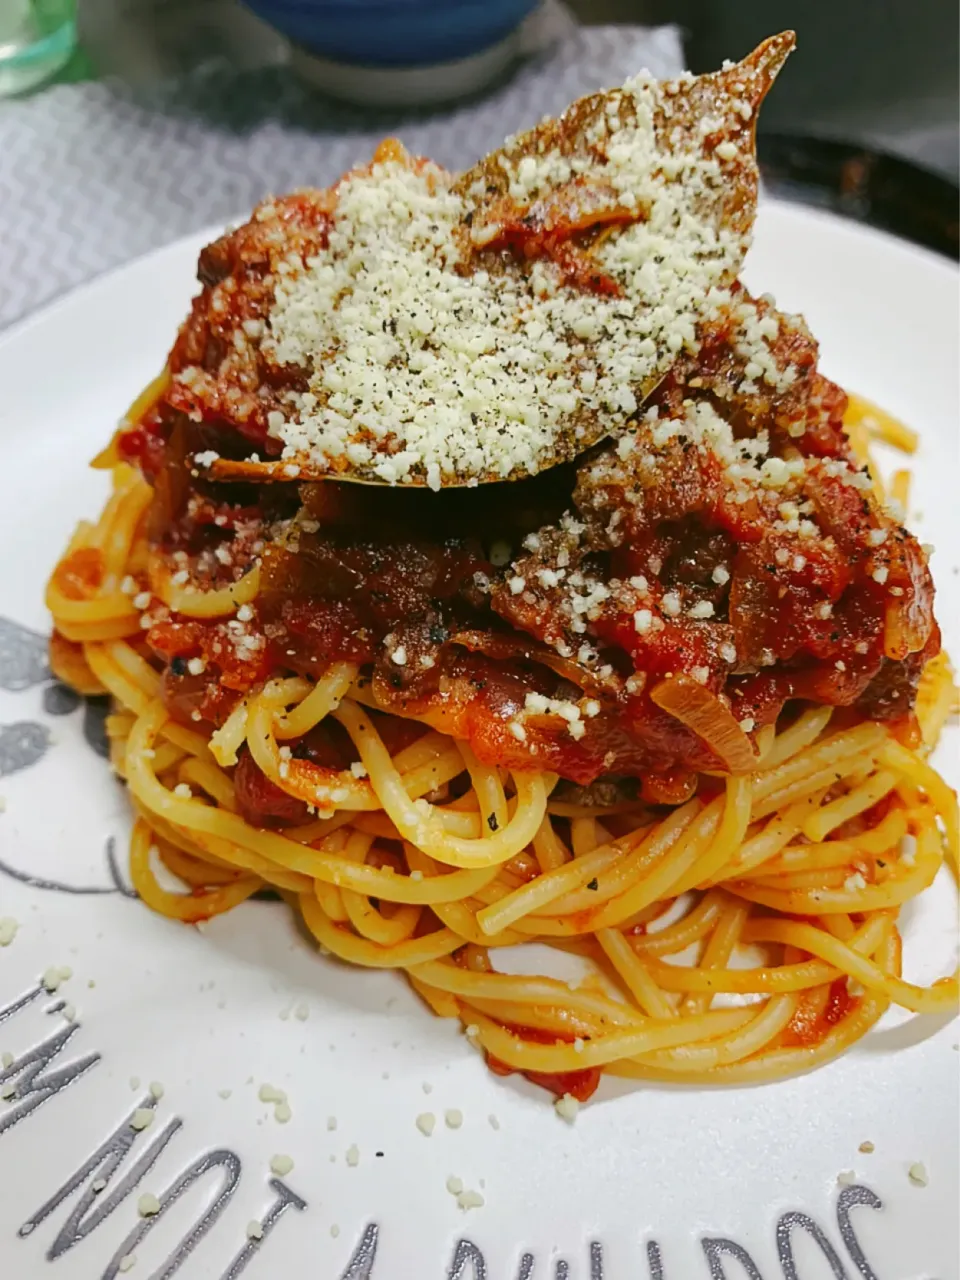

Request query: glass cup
[{"left": 0, "top": 0, "right": 76, "bottom": 97}]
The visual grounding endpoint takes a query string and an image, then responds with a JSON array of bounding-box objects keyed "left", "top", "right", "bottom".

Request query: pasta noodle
[{"left": 47, "top": 412, "right": 958, "bottom": 1098}]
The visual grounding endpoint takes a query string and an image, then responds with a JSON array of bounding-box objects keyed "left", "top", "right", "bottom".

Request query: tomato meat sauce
[
  {"left": 124, "top": 190, "right": 938, "bottom": 824},
  {"left": 781, "top": 979, "right": 856, "bottom": 1049}
]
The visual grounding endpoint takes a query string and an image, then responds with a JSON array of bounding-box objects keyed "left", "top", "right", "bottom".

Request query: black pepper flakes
[
  {"left": 586, "top": 878, "right": 599, "bottom": 891},
  {"left": 487, "top": 814, "right": 499, "bottom": 832}
]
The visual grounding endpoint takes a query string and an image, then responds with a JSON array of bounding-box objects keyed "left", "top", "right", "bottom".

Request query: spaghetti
[
  {"left": 45, "top": 429, "right": 958, "bottom": 1099},
  {"left": 45, "top": 46, "right": 958, "bottom": 1103}
]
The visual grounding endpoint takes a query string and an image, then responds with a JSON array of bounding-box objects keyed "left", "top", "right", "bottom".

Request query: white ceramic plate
[{"left": 0, "top": 201, "right": 957, "bottom": 1280}]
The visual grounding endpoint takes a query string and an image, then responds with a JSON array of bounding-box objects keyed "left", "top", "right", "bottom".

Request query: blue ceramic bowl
[{"left": 243, "top": 0, "right": 539, "bottom": 68}]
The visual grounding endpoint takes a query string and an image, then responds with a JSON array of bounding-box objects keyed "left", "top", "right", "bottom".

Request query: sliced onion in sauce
[
  {"left": 649, "top": 674, "right": 758, "bottom": 774},
  {"left": 449, "top": 629, "right": 611, "bottom": 697}
]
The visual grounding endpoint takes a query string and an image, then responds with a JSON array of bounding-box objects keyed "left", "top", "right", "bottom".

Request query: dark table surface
[{"left": 569, "top": 0, "right": 959, "bottom": 181}]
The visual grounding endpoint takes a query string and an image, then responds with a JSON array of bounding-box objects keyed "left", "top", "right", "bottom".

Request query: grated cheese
[
  {"left": 416, "top": 1112, "right": 436, "bottom": 1137},
  {"left": 456, "top": 1188, "right": 485, "bottom": 1211},
  {"left": 137, "top": 1193, "right": 160, "bottom": 1218},
  {"left": 661, "top": 592, "right": 682, "bottom": 617},
  {"left": 554, "top": 1093, "right": 580, "bottom": 1124},
  {"left": 260, "top": 1083, "right": 292, "bottom": 1123},
  {"left": 260, "top": 64, "right": 762, "bottom": 487},
  {"left": 41, "top": 965, "right": 72, "bottom": 993}
]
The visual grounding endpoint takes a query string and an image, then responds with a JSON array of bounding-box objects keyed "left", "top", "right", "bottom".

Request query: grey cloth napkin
[{"left": 0, "top": 25, "right": 682, "bottom": 330}]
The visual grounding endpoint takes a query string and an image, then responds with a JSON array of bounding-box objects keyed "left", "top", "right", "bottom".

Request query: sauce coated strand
[{"left": 486, "top": 1024, "right": 602, "bottom": 1101}]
